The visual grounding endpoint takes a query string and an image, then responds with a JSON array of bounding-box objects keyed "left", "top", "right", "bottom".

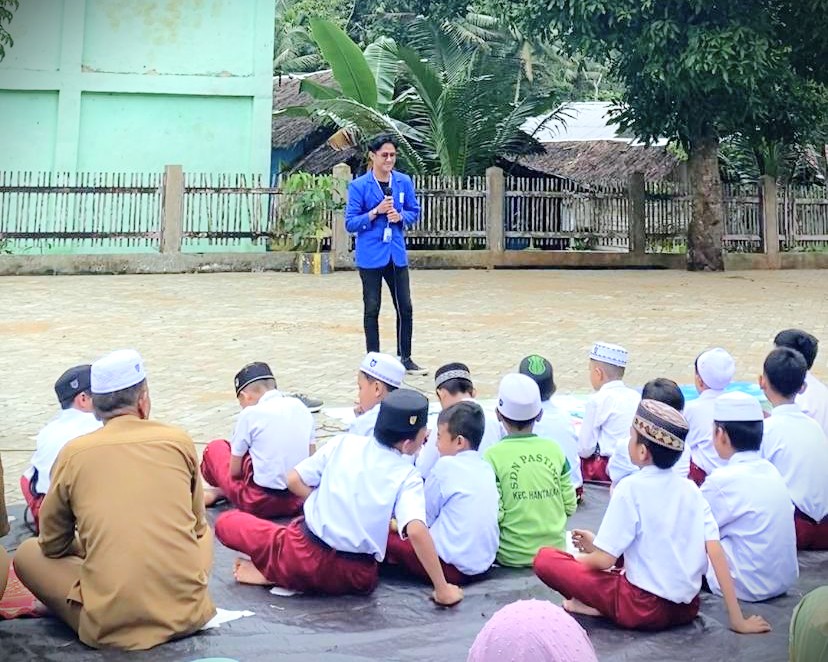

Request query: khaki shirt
[
  {"left": 39, "top": 415, "right": 215, "bottom": 650},
  {"left": 0, "top": 452, "right": 9, "bottom": 537}
]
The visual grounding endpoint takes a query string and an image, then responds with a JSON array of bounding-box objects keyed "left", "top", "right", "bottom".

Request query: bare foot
[
  {"left": 233, "top": 558, "right": 273, "bottom": 586},
  {"left": 203, "top": 486, "right": 226, "bottom": 507},
  {"left": 562, "top": 598, "right": 603, "bottom": 617}
]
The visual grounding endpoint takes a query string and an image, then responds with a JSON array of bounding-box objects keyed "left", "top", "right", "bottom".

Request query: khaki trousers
[
  {"left": 0, "top": 545, "right": 10, "bottom": 600},
  {"left": 14, "top": 538, "right": 82, "bottom": 632}
]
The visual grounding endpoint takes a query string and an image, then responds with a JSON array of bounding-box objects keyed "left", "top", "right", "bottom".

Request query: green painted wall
[{"left": 0, "top": 0, "right": 275, "bottom": 175}]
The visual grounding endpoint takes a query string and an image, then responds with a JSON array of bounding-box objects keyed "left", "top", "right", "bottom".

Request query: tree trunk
[{"left": 686, "top": 130, "right": 725, "bottom": 271}]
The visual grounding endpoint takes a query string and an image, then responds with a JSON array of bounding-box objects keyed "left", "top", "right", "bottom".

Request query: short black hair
[
  {"left": 367, "top": 134, "right": 398, "bottom": 153},
  {"left": 634, "top": 430, "right": 682, "bottom": 469},
  {"left": 774, "top": 329, "right": 818, "bottom": 369},
  {"left": 498, "top": 412, "right": 537, "bottom": 431},
  {"left": 714, "top": 420, "right": 764, "bottom": 452},
  {"left": 361, "top": 371, "right": 398, "bottom": 393},
  {"left": 763, "top": 347, "right": 807, "bottom": 398},
  {"left": 60, "top": 390, "right": 90, "bottom": 410},
  {"left": 374, "top": 427, "right": 411, "bottom": 447},
  {"left": 641, "top": 378, "right": 685, "bottom": 412},
  {"left": 92, "top": 380, "right": 146, "bottom": 421},
  {"left": 437, "top": 401, "right": 485, "bottom": 450},
  {"left": 435, "top": 362, "right": 474, "bottom": 396}
]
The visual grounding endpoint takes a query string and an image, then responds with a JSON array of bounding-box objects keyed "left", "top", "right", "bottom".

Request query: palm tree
[{"left": 281, "top": 18, "right": 561, "bottom": 176}]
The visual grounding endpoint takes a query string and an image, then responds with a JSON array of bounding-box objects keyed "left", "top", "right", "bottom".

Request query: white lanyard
[{"left": 371, "top": 171, "right": 394, "bottom": 199}]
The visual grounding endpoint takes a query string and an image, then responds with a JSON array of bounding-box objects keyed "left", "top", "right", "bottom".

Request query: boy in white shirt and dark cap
[
  {"left": 577, "top": 342, "right": 640, "bottom": 484},
  {"left": 701, "top": 391, "right": 798, "bottom": 602},
  {"left": 686, "top": 347, "right": 737, "bottom": 485},
  {"left": 760, "top": 347, "right": 828, "bottom": 550},
  {"left": 201, "top": 361, "right": 314, "bottom": 518},
  {"left": 386, "top": 401, "right": 499, "bottom": 584},
  {"left": 21, "top": 364, "right": 102, "bottom": 532},
  {"left": 349, "top": 352, "right": 406, "bottom": 438},
  {"left": 534, "top": 399, "right": 770, "bottom": 635},
  {"left": 214, "top": 389, "right": 464, "bottom": 606},
  {"left": 774, "top": 328, "right": 828, "bottom": 437},
  {"left": 415, "top": 362, "right": 501, "bottom": 479},
  {"left": 518, "top": 354, "right": 584, "bottom": 502}
]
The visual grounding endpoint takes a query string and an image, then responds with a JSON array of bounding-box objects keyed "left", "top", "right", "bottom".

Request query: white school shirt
[
  {"left": 349, "top": 403, "right": 380, "bottom": 438},
  {"left": 798, "top": 371, "right": 828, "bottom": 437},
  {"left": 761, "top": 403, "right": 828, "bottom": 521},
  {"left": 701, "top": 452, "right": 798, "bottom": 602},
  {"left": 416, "top": 398, "right": 501, "bottom": 479},
  {"left": 577, "top": 380, "right": 640, "bottom": 458},
  {"left": 28, "top": 408, "right": 102, "bottom": 494},
  {"left": 425, "top": 450, "right": 500, "bottom": 575},
  {"left": 593, "top": 465, "right": 718, "bottom": 604},
  {"left": 296, "top": 433, "right": 426, "bottom": 560},
  {"left": 230, "top": 390, "right": 314, "bottom": 490},
  {"left": 685, "top": 389, "right": 727, "bottom": 476},
  {"left": 535, "top": 400, "right": 583, "bottom": 488}
]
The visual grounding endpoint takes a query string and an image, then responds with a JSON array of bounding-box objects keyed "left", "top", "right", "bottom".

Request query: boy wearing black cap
[
  {"left": 214, "top": 389, "right": 464, "bottom": 605},
  {"left": 201, "top": 361, "right": 314, "bottom": 518},
  {"left": 21, "top": 364, "right": 101, "bottom": 531},
  {"left": 519, "top": 355, "right": 583, "bottom": 501},
  {"left": 416, "top": 362, "right": 501, "bottom": 479},
  {"left": 534, "top": 399, "right": 769, "bottom": 634}
]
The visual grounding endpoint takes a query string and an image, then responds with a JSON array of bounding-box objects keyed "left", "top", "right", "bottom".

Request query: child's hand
[
  {"left": 730, "top": 614, "right": 771, "bottom": 635},
  {"left": 572, "top": 529, "right": 596, "bottom": 554},
  {"left": 432, "top": 584, "right": 464, "bottom": 607}
]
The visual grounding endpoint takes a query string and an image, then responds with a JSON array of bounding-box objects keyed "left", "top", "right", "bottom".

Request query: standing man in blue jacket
[{"left": 345, "top": 135, "right": 427, "bottom": 375}]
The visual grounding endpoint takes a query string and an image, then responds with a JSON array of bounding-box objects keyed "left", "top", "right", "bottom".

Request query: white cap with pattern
[
  {"left": 91, "top": 349, "right": 146, "bottom": 394},
  {"left": 696, "top": 347, "right": 736, "bottom": 391},
  {"left": 359, "top": 352, "right": 405, "bottom": 389},
  {"left": 589, "top": 342, "right": 628, "bottom": 368}
]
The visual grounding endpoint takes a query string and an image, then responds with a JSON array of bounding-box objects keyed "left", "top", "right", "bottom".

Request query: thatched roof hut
[{"left": 506, "top": 141, "right": 685, "bottom": 183}]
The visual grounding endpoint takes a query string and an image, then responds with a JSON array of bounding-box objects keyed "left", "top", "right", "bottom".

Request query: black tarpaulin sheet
[{"left": 1, "top": 487, "right": 826, "bottom": 661}]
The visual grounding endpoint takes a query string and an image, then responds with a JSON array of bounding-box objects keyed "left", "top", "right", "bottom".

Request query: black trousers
[{"left": 359, "top": 260, "right": 413, "bottom": 359}]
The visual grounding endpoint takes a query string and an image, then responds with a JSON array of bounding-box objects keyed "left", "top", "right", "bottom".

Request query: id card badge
[{"left": 382, "top": 226, "right": 393, "bottom": 243}]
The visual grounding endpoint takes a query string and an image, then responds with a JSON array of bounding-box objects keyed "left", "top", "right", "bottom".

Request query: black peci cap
[
  {"left": 54, "top": 364, "right": 92, "bottom": 408},
  {"left": 234, "top": 362, "right": 275, "bottom": 395},
  {"left": 375, "top": 389, "right": 429, "bottom": 441}
]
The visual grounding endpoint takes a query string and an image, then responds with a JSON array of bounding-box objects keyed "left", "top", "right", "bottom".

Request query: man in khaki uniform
[
  {"left": 0, "top": 451, "right": 10, "bottom": 600},
  {"left": 15, "top": 349, "right": 216, "bottom": 650}
]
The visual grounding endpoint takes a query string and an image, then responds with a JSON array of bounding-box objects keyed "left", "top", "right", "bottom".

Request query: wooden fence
[{"left": 2, "top": 166, "right": 828, "bottom": 260}]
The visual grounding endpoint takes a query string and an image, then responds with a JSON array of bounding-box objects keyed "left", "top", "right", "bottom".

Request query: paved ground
[{"left": 2, "top": 268, "right": 827, "bottom": 506}]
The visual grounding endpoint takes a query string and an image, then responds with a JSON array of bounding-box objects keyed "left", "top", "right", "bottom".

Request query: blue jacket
[{"left": 344, "top": 170, "right": 420, "bottom": 268}]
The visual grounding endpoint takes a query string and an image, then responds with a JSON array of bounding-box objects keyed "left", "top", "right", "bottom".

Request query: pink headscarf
[{"left": 467, "top": 599, "right": 598, "bottom": 662}]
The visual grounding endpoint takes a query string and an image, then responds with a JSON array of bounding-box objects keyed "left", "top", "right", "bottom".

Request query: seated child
[
  {"left": 386, "top": 401, "right": 499, "bottom": 584},
  {"left": 577, "top": 342, "right": 640, "bottom": 483},
  {"left": 349, "top": 352, "right": 405, "bottom": 437},
  {"left": 21, "top": 364, "right": 101, "bottom": 531},
  {"left": 685, "top": 347, "right": 736, "bottom": 485},
  {"left": 702, "top": 392, "right": 798, "bottom": 601},
  {"left": 214, "top": 389, "right": 464, "bottom": 606},
  {"left": 485, "top": 374, "right": 576, "bottom": 567},
  {"left": 608, "top": 377, "right": 684, "bottom": 485},
  {"left": 416, "top": 362, "right": 501, "bottom": 479},
  {"left": 760, "top": 347, "right": 828, "bottom": 550},
  {"left": 201, "top": 362, "right": 314, "bottom": 518},
  {"left": 775, "top": 329, "right": 828, "bottom": 437},
  {"left": 518, "top": 354, "right": 584, "bottom": 501},
  {"left": 534, "top": 399, "right": 770, "bottom": 634}
]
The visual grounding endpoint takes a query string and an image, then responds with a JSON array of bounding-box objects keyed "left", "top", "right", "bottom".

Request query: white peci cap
[
  {"left": 359, "top": 352, "right": 405, "bottom": 389},
  {"left": 589, "top": 342, "right": 628, "bottom": 368},
  {"left": 497, "top": 373, "right": 542, "bottom": 421},
  {"left": 696, "top": 348, "right": 736, "bottom": 391},
  {"left": 714, "top": 392, "right": 763, "bottom": 422},
  {"left": 91, "top": 349, "right": 146, "bottom": 394}
]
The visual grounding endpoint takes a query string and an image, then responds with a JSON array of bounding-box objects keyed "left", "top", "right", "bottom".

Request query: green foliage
[
  {"left": 279, "top": 172, "right": 343, "bottom": 253},
  {"left": 286, "top": 18, "right": 558, "bottom": 176},
  {"left": 0, "top": 0, "right": 18, "bottom": 61}
]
